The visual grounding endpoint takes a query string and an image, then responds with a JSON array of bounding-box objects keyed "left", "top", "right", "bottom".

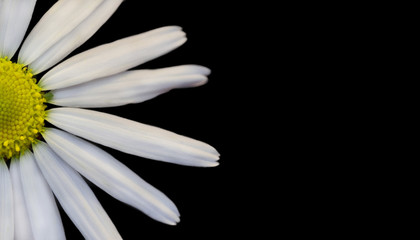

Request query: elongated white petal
[
  {"left": 18, "top": 0, "right": 102, "bottom": 65},
  {"left": 47, "top": 108, "right": 220, "bottom": 167},
  {"left": 0, "top": 159, "right": 13, "bottom": 240},
  {"left": 43, "top": 128, "right": 180, "bottom": 225},
  {"left": 10, "top": 159, "right": 34, "bottom": 240},
  {"left": 19, "top": 151, "right": 65, "bottom": 240},
  {"left": 40, "top": 26, "right": 187, "bottom": 90},
  {"left": 30, "top": 0, "right": 123, "bottom": 74},
  {"left": 33, "top": 142, "right": 122, "bottom": 240},
  {"left": 50, "top": 65, "right": 211, "bottom": 107},
  {"left": 0, "top": 0, "right": 36, "bottom": 58}
]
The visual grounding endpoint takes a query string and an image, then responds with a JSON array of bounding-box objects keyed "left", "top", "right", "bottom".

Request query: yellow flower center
[{"left": 0, "top": 57, "right": 46, "bottom": 159}]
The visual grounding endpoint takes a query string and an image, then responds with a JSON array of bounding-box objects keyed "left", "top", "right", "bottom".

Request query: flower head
[
  {"left": 0, "top": 1, "right": 219, "bottom": 239},
  {"left": 0, "top": 58, "right": 46, "bottom": 159}
]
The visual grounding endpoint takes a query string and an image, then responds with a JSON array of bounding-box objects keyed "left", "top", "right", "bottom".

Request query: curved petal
[
  {"left": 0, "top": 0, "right": 36, "bottom": 58},
  {"left": 39, "top": 26, "right": 187, "bottom": 90},
  {"left": 50, "top": 65, "right": 210, "bottom": 107},
  {"left": 29, "top": 0, "right": 123, "bottom": 74},
  {"left": 46, "top": 108, "right": 220, "bottom": 167},
  {"left": 10, "top": 159, "right": 34, "bottom": 240},
  {"left": 18, "top": 0, "right": 103, "bottom": 65},
  {"left": 43, "top": 128, "right": 180, "bottom": 225},
  {"left": 19, "top": 151, "right": 65, "bottom": 240},
  {"left": 33, "top": 142, "right": 122, "bottom": 240},
  {"left": 0, "top": 159, "right": 14, "bottom": 240}
]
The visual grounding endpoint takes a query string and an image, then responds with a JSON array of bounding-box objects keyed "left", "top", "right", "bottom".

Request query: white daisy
[{"left": 0, "top": 0, "right": 219, "bottom": 239}]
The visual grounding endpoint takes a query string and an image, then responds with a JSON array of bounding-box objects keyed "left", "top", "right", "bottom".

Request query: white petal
[
  {"left": 18, "top": 0, "right": 103, "bottom": 65},
  {"left": 0, "top": 0, "right": 36, "bottom": 58},
  {"left": 43, "top": 128, "right": 180, "bottom": 225},
  {"left": 39, "top": 26, "right": 187, "bottom": 90},
  {"left": 29, "top": 0, "right": 123, "bottom": 74},
  {"left": 50, "top": 65, "right": 211, "bottom": 107},
  {"left": 47, "top": 108, "right": 220, "bottom": 167},
  {"left": 33, "top": 142, "right": 122, "bottom": 240},
  {"left": 19, "top": 151, "right": 65, "bottom": 240},
  {"left": 0, "top": 159, "right": 13, "bottom": 240},
  {"left": 10, "top": 159, "right": 34, "bottom": 240}
]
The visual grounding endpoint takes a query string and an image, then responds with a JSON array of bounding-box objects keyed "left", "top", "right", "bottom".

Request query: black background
[{"left": 23, "top": 1, "right": 250, "bottom": 239}]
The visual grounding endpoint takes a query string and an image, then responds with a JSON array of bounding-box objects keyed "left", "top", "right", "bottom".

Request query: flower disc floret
[{"left": 0, "top": 57, "right": 46, "bottom": 159}]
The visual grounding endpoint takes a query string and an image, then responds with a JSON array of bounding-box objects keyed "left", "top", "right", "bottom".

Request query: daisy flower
[{"left": 0, "top": 0, "right": 219, "bottom": 239}]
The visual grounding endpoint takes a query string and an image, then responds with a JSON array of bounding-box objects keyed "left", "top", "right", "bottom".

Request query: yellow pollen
[{"left": 0, "top": 57, "right": 46, "bottom": 159}]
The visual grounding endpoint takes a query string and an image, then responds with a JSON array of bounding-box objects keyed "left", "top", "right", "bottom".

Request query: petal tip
[
  {"left": 202, "top": 160, "right": 220, "bottom": 167},
  {"left": 210, "top": 161, "right": 220, "bottom": 167},
  {"left": 159, "top": 214, "right": 180, "bottom": 226}
]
